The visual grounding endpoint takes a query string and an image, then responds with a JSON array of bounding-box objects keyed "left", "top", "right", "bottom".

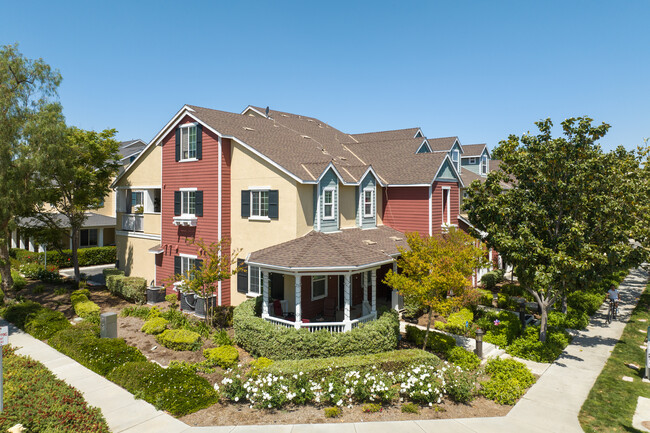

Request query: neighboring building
[
  {"left": 13, "top": 139, "right": 146, "bottom": 253},
  {"left": 112, "top": 104, "right": 496, "bottom": 332}
]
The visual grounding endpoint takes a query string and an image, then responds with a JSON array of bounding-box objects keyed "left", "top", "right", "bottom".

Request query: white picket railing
[{"left": 264, "top": 311, "right": 377, "bottom": 333}]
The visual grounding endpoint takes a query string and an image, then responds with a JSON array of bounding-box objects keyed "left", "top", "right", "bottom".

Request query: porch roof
[
  {"left": 247, "top": 226, "right": 408, "bottom": 272},
  {"left": 17, "top": 212, "right": 116, "bottom": 229}
]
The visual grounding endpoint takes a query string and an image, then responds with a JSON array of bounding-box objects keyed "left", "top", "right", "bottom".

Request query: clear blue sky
[{"left": 2, "top": 0, "right": 648, "bottom": 152}]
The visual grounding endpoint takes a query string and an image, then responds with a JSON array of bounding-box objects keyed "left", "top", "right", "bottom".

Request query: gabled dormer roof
[
  {"left": 428, "top": 137, "right": 460, "bottom": 152},
  {"left": 461, "top": 143, "right": 490, "bottom": 158},
  {"left": 348, "top": 127, "right": 423, "bottom": 143}
]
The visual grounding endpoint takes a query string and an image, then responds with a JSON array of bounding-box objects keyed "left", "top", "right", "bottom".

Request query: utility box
[{"left": 100, "top": 312, "right": 118, "bottom": 339}]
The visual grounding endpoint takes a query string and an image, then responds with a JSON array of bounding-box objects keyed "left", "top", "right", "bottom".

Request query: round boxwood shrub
[
  {"left": 107, "top": 361, "right": 218, "bottom": 416},
  {"left": 481, "top": 357, "right": 535, "bottom": 405},
  {"left": 447, "top": 346, "right": 481, "bottom": 371},
  {"left": 25, "top": 308, "right": 71, "bottom": 340},
  {"left": 156, "top": 329, "right": 202, "bottom": 351},
  {"left": 141, "top": 317, "right": 168, "bottom": 335},
  {"left": 204, "top": 345, "right": 239, "bottom": 368},
  {"left": 3, "top": 300, "right": 43, "bottom": 329},
  {"left": 506, "top": 326, "right": 571, "bottom": 363}
]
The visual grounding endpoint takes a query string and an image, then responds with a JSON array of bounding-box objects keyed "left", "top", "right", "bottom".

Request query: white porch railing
[
  {"left": 122, "top": 214, "right": 143, "bottom": 232},
  {"left": 264, "top": 312, "right": 377, "bottom": 333}
]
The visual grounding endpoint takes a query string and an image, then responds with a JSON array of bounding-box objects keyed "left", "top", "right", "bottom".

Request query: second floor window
[
  {"left": 182, "top": 191, "right": 196, "bottom": 215},
  {"left": 481, "top": 155, "right": 488, "bottom": 175},
  {"left": 452, "top": 149, "right": 460, "bottom": 171},
  {"left": 131, "top": 191, "right": 144, "bottom": 213},
  {"left": 251, "top": 190, "right": 269, "bottom": 217},
  {"left": 363, "top": 189, "right": 374, "bottom": 218},
  {"left": 323, "top": 188, "right": 334, "bottom": 219},
  {"left": 180, "top": 125, "right": 197, "bottom": 160},
  {"left": 442, "top": 188, "right": 451, "bottom": 225}
]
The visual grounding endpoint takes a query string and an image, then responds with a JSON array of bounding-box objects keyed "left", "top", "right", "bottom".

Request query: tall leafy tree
[
  {"left": 464, "top": 118, "right": 646, "bottom": 341},
  {"left": 384, "top": 229, "right": 486, "bottom": 350},
  {"left": 30, "top": 126, "right": 120, "bottom": 284},
  {"left": 0, "top": 44, "right": 62, "bottom": 291}
]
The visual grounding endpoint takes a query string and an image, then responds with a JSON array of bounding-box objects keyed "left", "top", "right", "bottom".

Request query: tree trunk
[
  {"left": 423, "top": 308, "right": 433, "bottom": 351},
  {"left": 0, "top": 228, "right": 12, "bottom": 292},
  {"left": 561, "top": 294, "right": 568, "bottom": 314},
  {"left": 71, "top": 229, "right": 80, "bottom": 287},
  {"left": 539, "top": 302, "right": 548, "bottom": 342}
]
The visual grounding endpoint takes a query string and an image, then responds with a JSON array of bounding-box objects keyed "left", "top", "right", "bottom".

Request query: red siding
[
  {"left": 158, "top": 116, "right": 232, "bottom": 305},
  {"left": 382, "top": 186, "right": 429, "bottom": 235},
  {"left": 431, "top": 181, "right": 460, "bottom": 235}
]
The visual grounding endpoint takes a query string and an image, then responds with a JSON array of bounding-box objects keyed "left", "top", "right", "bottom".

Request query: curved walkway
[{"left": 5, "top": 267, "right": 648, "bottom": 433}]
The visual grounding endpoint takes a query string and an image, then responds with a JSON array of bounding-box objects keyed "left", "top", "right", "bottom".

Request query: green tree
[
  {"left": 172, "top": 238, "right": 240, "bottom": 326},
  {"left": 384, "top": 229, "right": 486, "bottom": 350},
  {"left": 464, "top": 118, "right": 646, "bottom": 341},
  {"left": 0, "top": 43, "right": 62, "bottom": 291},
  {"left": 31, "top": 126, "right": 120, "bottom": 284}
]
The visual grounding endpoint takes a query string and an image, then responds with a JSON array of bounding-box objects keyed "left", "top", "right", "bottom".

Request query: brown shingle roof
[
  {"left": 248, "top": 226, "right": 408, "bottom": 270},
  {"left": 428, "top": 137, "right": 458, "bottom": 152},
  {"left": 461, "top": 144, "right": 487, "bottom": 157},
  {"left": 460, "top": 169, "right": 485, "bottom": 186},
  {"left": 349, "top": 128, "right": 421, "bottom": 143}
]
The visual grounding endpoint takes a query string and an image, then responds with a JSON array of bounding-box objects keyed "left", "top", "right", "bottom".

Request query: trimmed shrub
[
  {"left": 212, "top": 329, "right": 233, "bottom": 346},
  {"left": 249, "top": 357, "right": 273, "bottom": 376},
  {"left": 324, "top": 407, "right": 341, "bottom": 418},
  {"left": 3, "top": 300, "right": 43, "bottom": 329},
  {"left": 46, "top": 246, "right": 116, "bottom": 268},
  {"left": 447, "top": 346, "right": 481, "bottom": 371},
  {"left": 481, "top": 357, "right": 535, "bottom": 405},
  {"left": 481, "top": 271, "right": 501, "bottom": 291},
  {"left": 165, "top": 293, "right": 178, "bottom": 309},
  {"left": 362, "top": 403, "right": 381, "bottom": 413},
  {"left": 70, "top": 290, "right": 100, "bottom": 322},
  {"left": 107, "top": 361, "right": 218, "bottom": 416},
  {"left": 204, "top": 345, "right": 239, "bottom": 368},
  {"left": 404, "top": 325, "right": 456, "bottom": 355},
  {"left": 265, "top": 349, "right": 440, "bottom": 378},
  {"left": 567, "top": 291, "right": 604, "bottom": 316},
  {"left": 24, "top": 308, "right": 71, "bottom": 340},
  {"left": 234, "top": 298, "right": 400, "bottom": 360},
  {"left": 49, "top": 326, "right": 146, "bottom": 375},
  {"left": 141, "top": 317, "right": 168, "bottom": 335},
  {"left": 0, "top": 345, "right": 110, "bottom": 432},
  {"left": 475, "top": 310, "right": 522, "bottom": 347},
  {"left": 436, "top": 308, "right": 473, "bottom": 335},
  {"left": 401, "top": 402, "right": 419, "bottom": 413},
  {"left": 506, "top": 326, "right": 571, "bottom": 363},
  {"left": 102, "top": 268, "right": 124, "bottom": 278},
  {"left": 156, "top": 329, "right": 202, "bottom": 351},
  {"left": 564, "top": 309, "right": 589, "bottom": 330},
  {"left": 107, "top": 274, "right": 146, "bottom": 303}
]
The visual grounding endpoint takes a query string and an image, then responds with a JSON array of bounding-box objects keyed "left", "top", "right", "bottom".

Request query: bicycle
[{"left": 607, "top": 299, "right": 618, "bottom": 324}]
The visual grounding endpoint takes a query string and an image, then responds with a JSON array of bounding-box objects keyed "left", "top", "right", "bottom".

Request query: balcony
[{"left": 122, "top": 214, "right": 144, "bottom": 232}]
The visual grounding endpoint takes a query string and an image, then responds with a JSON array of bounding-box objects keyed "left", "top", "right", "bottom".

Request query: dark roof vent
[{"left": 265, "top": 106, "right": 270, "bottom": 118}]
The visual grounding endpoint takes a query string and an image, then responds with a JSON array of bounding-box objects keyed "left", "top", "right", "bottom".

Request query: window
[
  {"left": 181, "top": 256, "right": 197, "bottom": 280},
  {"left": 323, "top": 188, "right": 334, "bottom": 220},
  {"left": 249, "top": 266, "right": 261, "bottom": 295},
  {"left": 182, "top": 191, "right": 196, "bottom": 215},
  {"left": 452, "top": 149, "right": 460, "bottom": 171},
  {"left": 363, "top": 188, "right": 374, "bottom": 218},
  {"left": 251, "top": 190, "right": 269, "bottom": 218},
  {"left": 180, "top": 124, "right": 197, "bottom": 160},
  {"left": 481, "top": 155, "right": 488, "bottom": 175},
  {"left": 152, "top": 189, "right": 161, "bottom": 213},
  {"left": 80, "top": 229, "right": 98, "bottom": 247},
  {"left": 442, "top": 188, "right": 451, "bottom": 225},
  {"left": 131, "top": 191, "right": 144, "bottom": 213},
  {"left": 469, "top": 157, "right": 477, "bottom": 165},
  {"left": 312, "top": 275, "right": 327, "bottom": 300}
]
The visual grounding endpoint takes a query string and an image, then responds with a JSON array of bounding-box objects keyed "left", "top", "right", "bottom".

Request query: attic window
[
  {"left": 362, "top": 240, "right": 377, "bottom": 245},
  {"left": 248, "top": 113, "right": 255, "bottom": 117},
  {"left": 243, "top": 127, "right": 255, "bottom": 131}
]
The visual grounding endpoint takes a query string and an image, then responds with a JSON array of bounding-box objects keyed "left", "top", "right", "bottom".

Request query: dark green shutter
[
  {"left": 237, "top": 259, "right": 248, "bottom": 293},
  {"left": 196, "top": 124, "right": 203, "bottom": 160},
  {"left": 174, "top": 256, "right": 181, "bottom": 277},
  {"left": 268, "top": 190, "right": 279, "bottom": 219},
  {"left": 195, "top": 191, "right": 203, "bottom": 217},
  {"left": 175, "top": 128, "right": 180, "bottom": 161},
  {"left": 241, "top": 190, "right": 250, "bottom": 217},
  {"left": 174, "top": 191, "right": 181, "bottom": 216}
]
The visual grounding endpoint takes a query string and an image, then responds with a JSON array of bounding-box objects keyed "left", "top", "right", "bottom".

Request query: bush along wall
[
  {"left": 106, "top": 273, "right": 146, "bottom": 304},
  {"left": 11, "top": 246, "right": 116, "bottom": 268},
  {"left": 233, "top": 299, "right": 400, "bottom": 360}
]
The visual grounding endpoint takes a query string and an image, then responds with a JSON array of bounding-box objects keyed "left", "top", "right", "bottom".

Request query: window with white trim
[
  {"left": 442, "top": 188, "right": 451, "bottom": 225},
  {"left": 312, "top": 275, "right": 327, "bottom": 300},
  {"left": 363, "top": 188, "right": 374, "bottom": 218},
  {"left": 131, "top": 191, "right": 144, "bottom": 213},
  {"left": 469, "top": 157, "right": 477, "bottom": 164},
  {"left": 181, "top": 191, "right": 196, "bottom": 215},
  {"left": 452, "top": 149, "right": 460, "bottom": 171},
  {"left": 181, "top": 256, "right": 197, "bottom": 280},
  {"left": 249, "top": 266, "right": 261, "bottom": 295},
  {"left": 180, "top": 124, "right": 197, "bottom": 160},
  {"left": 251, "top": 190, "right": 269, "bottom": 218},
  {"left": 481, "top": 155, "right": 488, "bottom": 175},
  {"left": 323, "top": 188, "right": 334, "bottom": 220}
]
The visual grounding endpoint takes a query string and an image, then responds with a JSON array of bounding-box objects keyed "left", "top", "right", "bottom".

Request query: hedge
[
  {"left": 24, "top": 308, "right": 71, "bottom": 340},
  {"left": 11, "top": 246, "right": 116, "bottom": 268},
  {"left": 70, "top": 289, "right": 100, "bottom": 323},
  {"left": 481, "top": 357, "right": 535, "bottom": 405},
  {"left": 107, "top": 361, "right": 218, "bottom": 416},
  {"left": 233, "top": 299, "right": 400, "bottom": 360},
  {"left": 0, "top": 345, "right": 110, "bottom": 432},
  {"left": 49, "top": 324, "right": 146, "bottom": 375},
  {"left": 265, "top": 348, "right": 440, "bottom": 378},
  {"left": 2, "top": 300, "right": 43, "bottom": 329},
  {"left": 404, "top": 325, "right": 457, "bottom": 355},
  {"left": 106, "top": 274, "right": 146, "bottom": 303}
]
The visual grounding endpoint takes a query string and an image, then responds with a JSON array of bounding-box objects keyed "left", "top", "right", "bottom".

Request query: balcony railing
[
  {"left": 122, "top": 214, "right": 144, "bottom": 232},
  {"left": 264, "top": 312, "right": 377, "bottom": 333}
]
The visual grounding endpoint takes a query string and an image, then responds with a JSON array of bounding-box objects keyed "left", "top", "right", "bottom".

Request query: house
[
  {"left": 112, "top": 104, "right": 496, "bottom": 331},
  {"left": 12, "top": 140, "right": 146, "bottom": 253}
]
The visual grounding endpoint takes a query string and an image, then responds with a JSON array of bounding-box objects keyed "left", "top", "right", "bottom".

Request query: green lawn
[{"left": 579, "top": 284, "right": 650, "bottom": 433}]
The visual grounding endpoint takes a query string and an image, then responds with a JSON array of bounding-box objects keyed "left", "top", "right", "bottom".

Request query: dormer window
[
  {"left": 452, "top": 149, "right": 460, "bottom": 171},
  {"left": 481, "top": 155, "right": 488, "bottom": 175},
  {"left": 363, "top": 188, "right": 374, "bottom": 218},
  {"left": 323, "top": 188, "right": 335, "bottom": 220}
]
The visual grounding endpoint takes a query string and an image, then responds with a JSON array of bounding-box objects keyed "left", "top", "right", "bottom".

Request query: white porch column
[
  {"left": 391, "top": 262, "right": 400, "bottom": 311},
  {"left": 262, "top": 270, "right": 270, "bottom": 317},
  {"left": 98, "top": 228, "right": 104, "bottom": 247},
  {"left": 10, "top": 230, "right": 16, "bottom": 249},
  {"left": 294, "top": 274, "right": 302, "bottom": 329},
  {"left": 371, "top": 269, "right": 377, "bottom": 315},
  {"left": 28, "top": 237, "right": 35, "bottom": 252},
  {"left": 488, "top": 248, "right": 493, "bottom": 270},
  {"left": 19, "top": 233, "right": 25, "bottom": 250},
  {"left": 362, "top": 271, "right": 368, "bottom": 303},
  {"left": 344, "top": 274, "right": 351, "bottom": 331}
]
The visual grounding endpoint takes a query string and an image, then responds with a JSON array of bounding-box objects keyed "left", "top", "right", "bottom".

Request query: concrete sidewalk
[{"left": 5, "top": 267, "right": 648, "bottom": 432}]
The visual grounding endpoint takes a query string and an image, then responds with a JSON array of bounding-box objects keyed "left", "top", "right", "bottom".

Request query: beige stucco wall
[
  {"left": 114, "top": 144, "right": 161, "bottom": 188},
  {"left": 339, "top": 185, "right": 357, "bottom": 229},
  {"left": 230, "top": 143, "right": 304, "bottom": 306},
  {"left": 296, "top": 183, "right": 314, "bottom": 237},
  {"left": 116, "top": 234, "right": 158, "bottom": 283},
  {"left": 94, "top": 188, "right": 115, "bottom": 217},
  {"left": 376, "top": 185, "right": 384, "bottom": 225}
]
